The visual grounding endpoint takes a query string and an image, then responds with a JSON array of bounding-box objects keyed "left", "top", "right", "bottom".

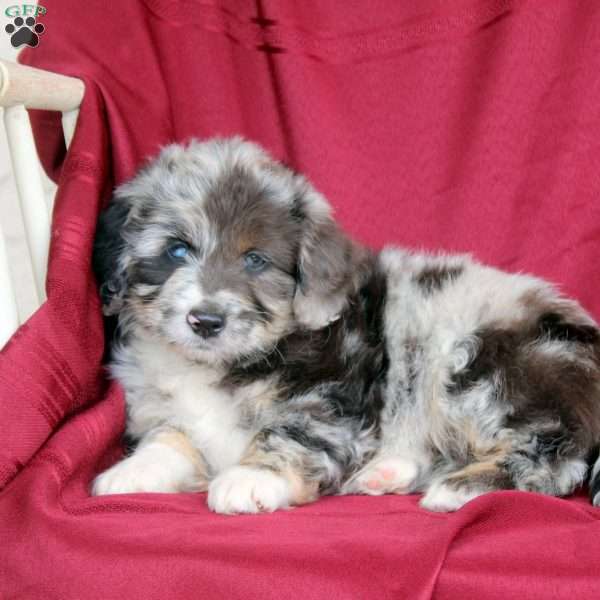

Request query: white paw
[
  {"left": 350, "top": 456, "right": 419, "bottom": 495},
  {"left": 92, "top": 444, "right": 197, "bottom": 495},
  {"left": 207, "top": 466, "right": 291, "bottom": 514},
  {"left": 419, "top": 480, "right": 483, "bottom": 512}
]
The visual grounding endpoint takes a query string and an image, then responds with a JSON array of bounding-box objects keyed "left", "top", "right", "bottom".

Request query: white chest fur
[{"left": 112, "top": 335, "right": 256, "bottom": 474}]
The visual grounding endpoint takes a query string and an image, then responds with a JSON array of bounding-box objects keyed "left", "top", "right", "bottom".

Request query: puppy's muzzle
[{"left": 187, "top": 310, "right": 226, "bottom": 338}]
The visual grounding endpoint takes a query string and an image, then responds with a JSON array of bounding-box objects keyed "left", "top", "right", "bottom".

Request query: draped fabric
[{"left": 2, "top": 1, "right": 600, "bottom": 597}]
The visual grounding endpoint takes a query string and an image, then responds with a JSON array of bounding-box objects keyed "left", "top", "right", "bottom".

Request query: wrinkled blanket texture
[{"left": 2, "top": 1, "right": 600, "bottom": 598}]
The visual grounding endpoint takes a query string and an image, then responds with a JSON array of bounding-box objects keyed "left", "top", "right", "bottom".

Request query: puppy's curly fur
[{"left": 92, "top": 137, "right": 600, "bottom": 514}]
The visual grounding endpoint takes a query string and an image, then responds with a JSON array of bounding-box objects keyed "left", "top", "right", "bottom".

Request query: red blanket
[{"left": 3, "top": 1, "right": 600, "bottom": 597}]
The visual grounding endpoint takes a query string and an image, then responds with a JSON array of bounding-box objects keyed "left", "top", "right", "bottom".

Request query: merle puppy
[{"left": 92, "top": 137, "right": 600, "bottom": 514}]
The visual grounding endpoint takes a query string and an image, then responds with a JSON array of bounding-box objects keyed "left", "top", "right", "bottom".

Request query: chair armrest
[{"left": 0, "top": 59, "right": 84, "bottom": 111}]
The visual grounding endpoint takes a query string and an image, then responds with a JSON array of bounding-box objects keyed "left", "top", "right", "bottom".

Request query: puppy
[{"left": 92, "top": 137, "right": 600, "bottom": 514}]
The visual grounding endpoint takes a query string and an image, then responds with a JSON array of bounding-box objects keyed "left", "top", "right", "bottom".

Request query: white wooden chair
[{"left": 0, "top": 59, "right": 84, "bottom": 348}]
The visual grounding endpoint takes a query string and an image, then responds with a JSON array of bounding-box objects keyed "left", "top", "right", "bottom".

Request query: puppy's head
[{"left": 94, "top": 137, "right": 366, "bottom": 364}]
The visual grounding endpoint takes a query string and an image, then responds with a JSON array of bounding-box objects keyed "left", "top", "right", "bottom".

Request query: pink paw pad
[
  {"left": 380, "top": 468, "right": 396, "bottom": 481},
  {"left": 367, "top": 479, "right": 383, "bottom": 490},
  {"left": 353, "top": 457, "right": 418, "bottom": 495}
]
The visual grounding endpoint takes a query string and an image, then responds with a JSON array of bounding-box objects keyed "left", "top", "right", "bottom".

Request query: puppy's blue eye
[
  {"left": 167, "top": 241, "right": 190, "bottom": 260},
  {"left": 244, "top": 251, "right": 268, "bottom": 272}
]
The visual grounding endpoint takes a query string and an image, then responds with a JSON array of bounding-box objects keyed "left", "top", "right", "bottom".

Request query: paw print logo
[{"left": 5, "top": 16, "right": 45, "bottom": 48}]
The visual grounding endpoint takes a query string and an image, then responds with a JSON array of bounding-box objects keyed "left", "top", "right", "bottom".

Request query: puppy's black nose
[{"left": 187, "top": 311, "right": 226, "bottom": 338}]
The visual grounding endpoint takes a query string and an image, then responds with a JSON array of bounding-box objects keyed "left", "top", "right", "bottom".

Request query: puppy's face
[{"left": 95, "top": 138, "right": 362, "bottom": 364}]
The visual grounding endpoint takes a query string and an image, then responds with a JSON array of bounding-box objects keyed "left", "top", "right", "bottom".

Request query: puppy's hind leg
[
  {"left": 419, "top": 461, "right": 513, "bottom": 512},
  {"left": 419, "top": 451, "right": 590, "bottom": 512}
]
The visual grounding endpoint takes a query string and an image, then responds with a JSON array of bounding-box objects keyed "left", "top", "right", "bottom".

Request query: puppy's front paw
[
  {"left": 92, "top": 445, "right": 198, "bottom": 496},
  {"left": 207, "top": 466, "right": 291, "bottom": 514},
  {"left": 92, "top": 457, "right": 162, "bottom": 496}
]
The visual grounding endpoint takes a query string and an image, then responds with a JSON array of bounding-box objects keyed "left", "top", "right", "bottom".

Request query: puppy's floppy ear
[
  {"left": 93, "top": 196, "right": 131, "bottom": 316},
  {"left": 292, "top": 180, "right": 367, "bottom": 330}
]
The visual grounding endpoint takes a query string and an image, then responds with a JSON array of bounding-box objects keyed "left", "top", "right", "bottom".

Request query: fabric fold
[
  {"left": 2, "top": 1, "right": 600, "bottom": 598},
  {"left": 1, "top": 81, "right": 110, "bottom": 490}
]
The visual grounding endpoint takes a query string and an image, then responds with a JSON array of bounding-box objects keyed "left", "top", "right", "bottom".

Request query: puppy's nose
[{"left": 187, "top": 311, "right": 226, "bottom": 338}]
